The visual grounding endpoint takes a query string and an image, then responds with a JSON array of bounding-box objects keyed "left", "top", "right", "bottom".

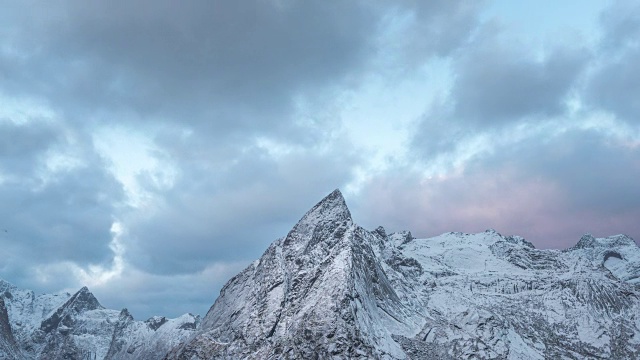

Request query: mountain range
[{"left": 2, "top": 189, "right": 640, "bottom": 359}]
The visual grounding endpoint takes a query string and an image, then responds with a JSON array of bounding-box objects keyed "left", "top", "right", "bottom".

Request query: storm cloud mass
[{"left": 1, "top": 0, "right": 639, "bottom": 319}]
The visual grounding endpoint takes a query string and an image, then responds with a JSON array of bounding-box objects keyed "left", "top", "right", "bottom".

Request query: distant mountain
[
  {"left": 0, "top": 279, "right": 198, "bottom": 359},
  {"left": 2, "top": 189, "right": 640, "bottom": 359}
]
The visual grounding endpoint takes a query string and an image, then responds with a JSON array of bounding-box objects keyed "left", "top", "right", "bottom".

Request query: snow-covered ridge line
[
  {"left": 2, "top": 189, "right": 640, "bottom": 359},
  {"left": 166, "top": 189, "right": 640, "bottom": 359}
]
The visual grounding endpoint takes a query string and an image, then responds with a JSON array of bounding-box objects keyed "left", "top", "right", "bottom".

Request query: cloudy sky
[{"left": 1, "top": 0, "right": 639, "bottom": 319}]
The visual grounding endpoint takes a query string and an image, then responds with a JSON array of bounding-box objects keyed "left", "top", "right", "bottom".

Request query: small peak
[
  {"left": 0, "top": 279, "right": 16, "bottom": 292},
  {"left": 176, "top": 313, "right": 201, "bottom": 330},
  {"left": 187, "top": 313, "right": 201, "bottom": 322},
  {"left": 374, "top": 226, "right": 387, "bottom": 238},
  {"left": 402, "top": 231, "right": 414, "bottom": 244},
  {"left": 68, "top": 286, "right": 103, "bottom": 312},
  {"left": 119, "top": 308, "right": 134, "bottom": 321},
  {"left": 574, "top": 234, "right": 596, "bottom": 249},
  {"left": 40, "top": 287, "right": 103, "bottom": 333},
  {"left": 571, "top": 233, "right": 637, "bottom": 251},
  {"left": 607, "top": 234, "right": 636, "bottom": 247}
]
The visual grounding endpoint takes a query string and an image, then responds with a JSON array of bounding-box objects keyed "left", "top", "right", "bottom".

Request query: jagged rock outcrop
[
  {"left": 0, "top": 281, "right": 197, "bottom": 359},
  {"left": 166, "top": 189, "right": 640, "bottom": 359}
]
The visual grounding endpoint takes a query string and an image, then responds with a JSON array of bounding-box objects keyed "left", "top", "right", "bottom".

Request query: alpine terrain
[
  {"left": 0, "top": 281, "right": 199, "bottom": 359},
  {"left": 2, "top": 189, "right": 640, "bottom": 359}
]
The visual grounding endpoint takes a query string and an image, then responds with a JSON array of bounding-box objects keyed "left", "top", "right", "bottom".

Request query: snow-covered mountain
[
  {"left": 0, "top": 279, "right": 199, "bottom": 359},
  {"left": 2, "top": 189, "right": 640, "bottom": 359},
  {"left": 166, "top": 189, "right": 640, "bottom": 359}
]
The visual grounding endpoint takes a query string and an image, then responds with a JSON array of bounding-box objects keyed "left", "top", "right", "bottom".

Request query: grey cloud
[
  {"left": 0, "top": 164, "right": 124, "bottom": 265},
  {"left": 583, "top": 1, "right": 640, "bottom": 123},
  {"left": 390, "top": 0, "right": 484, "bottom": 62},
  {"left": 1, "top": 0, "right": 380, "bottom": 139},
  {"left": 451, "top": 26, "right": 590, "bottom": 125},
  {"left": 0, "top": 121, "right": 62, "bottom": 176},
  {"left": 586, "top": 47, "right": 640, "bottom": 123},
  {"left": 0, "top": 121, "right": 125, "bottom": 279},
  {"left": 483, "top": 128, "right": 640, "bottom": 245},
  {"left": 412, "top": 25, "right": 591, "bottom": 157},
  {"left": 411, "top": 98, "right": 465, "bottom": 155},
  {"left": 92, "top": 263, "right": 247, "bottom": 320},
  {"left": 493, "top": 129, "right": 640, "bottom": 214},
  {"left": 599, "top": 0, "right": 640, "bottom": 50}
]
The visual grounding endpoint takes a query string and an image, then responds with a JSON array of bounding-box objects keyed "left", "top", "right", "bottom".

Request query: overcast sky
[{"left": 1, "top": 0, "right": 639, "bottom": 320}]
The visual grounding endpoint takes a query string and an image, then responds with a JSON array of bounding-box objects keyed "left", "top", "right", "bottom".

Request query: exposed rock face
[
  {"left": 39, "top": 286, "right": 103, "bottom": 334},
  {"left": 166, "top": 190, "right": 640, "bottom": 359},
  {"left": 0, "top": 281, "right": 198, "bottom": 359},
  {"left": 0, "top": 297, "right": 23, "bottom": 360}
]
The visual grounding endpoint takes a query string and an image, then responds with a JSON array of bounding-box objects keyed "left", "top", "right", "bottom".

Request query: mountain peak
[
  {"left": 572, "top": 233, "right": 637, "bottom": 250},
  {"left": 327, "top": 188, "right": 345, "bottom": 200},
  {"left": 40, "top": 286, "right": 103, "bottom": 333},
  {"left": 574, "top": 233, "right": 597, "bottom": 249},
  {"left": 284, "top": 189, "right": 352, "bottom": 249},
  {"left": 0, "top": 279, "right": 16, "bottom": 293},
  {"left": 302, "top": 188, "right": 351, "bottom": 223},
  {"left": 69, "top": 286, "right": 103, "bottom": 312}
]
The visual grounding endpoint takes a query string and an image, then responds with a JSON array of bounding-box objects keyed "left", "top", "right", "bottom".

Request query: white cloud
[
  {"left": 93, "top": 125, "right": 177, "bottom": 208},
  {"left": 0, "top": 93, "right": 57, "bottom": 125}
]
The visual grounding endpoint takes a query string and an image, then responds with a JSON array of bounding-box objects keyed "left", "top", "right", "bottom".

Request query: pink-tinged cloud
[{"left": 354, "top": 164, "right": 640, "bottom": 250}]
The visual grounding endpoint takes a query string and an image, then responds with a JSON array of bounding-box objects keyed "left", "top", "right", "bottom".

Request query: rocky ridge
[{"left": 0, "top": 279, "right": 199, "bottom": 359}]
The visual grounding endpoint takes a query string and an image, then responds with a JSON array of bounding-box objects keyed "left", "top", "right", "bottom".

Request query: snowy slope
[
  {"left": 0, "top": 280, "right": 198, "bottom": 359},
  {"left": 166, "top": 189, "right": 640, "bottom": 359},
  {"left": 106, "top": 310, "right": 200, "bottom": 359},
  {"left": 396, "top": 230, "right": 640, "bottom": 358}
]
